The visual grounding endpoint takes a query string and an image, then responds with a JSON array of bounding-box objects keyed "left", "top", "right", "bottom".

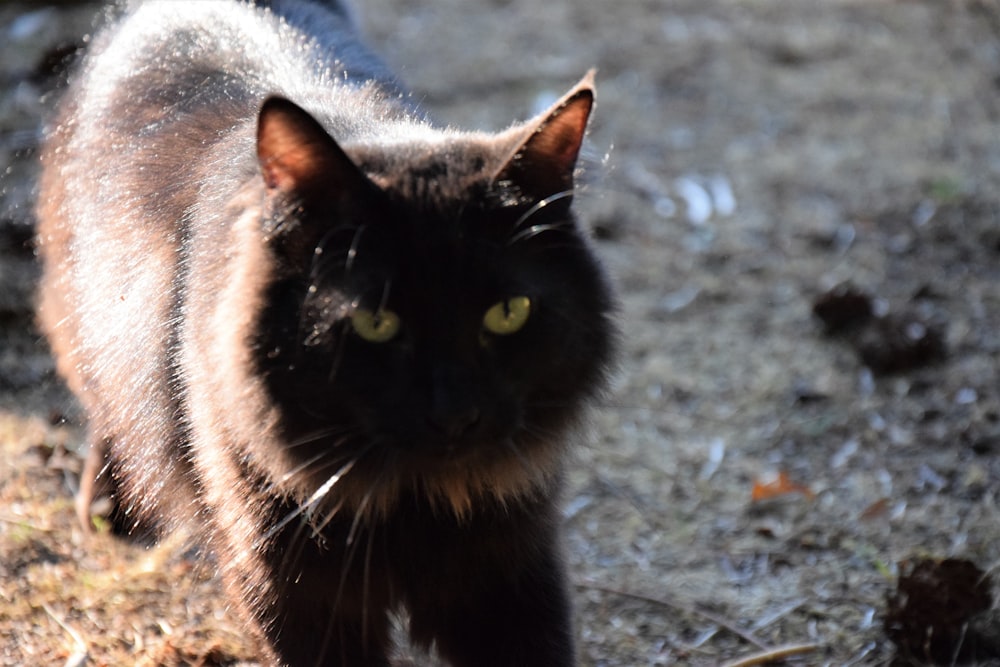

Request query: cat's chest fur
[{"left": 37, "top": 1, "right": 615, "bottom": 665}]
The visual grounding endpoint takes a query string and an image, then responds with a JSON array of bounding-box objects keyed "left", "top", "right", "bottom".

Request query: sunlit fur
[{"left": 37, "top": 1, "right": 615, "bottom": 665}]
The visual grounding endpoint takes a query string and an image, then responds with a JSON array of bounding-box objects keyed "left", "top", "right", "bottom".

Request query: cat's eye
[
  {"left": 482, "top": 296, "right": 531, "bottom": 336},
  {"left": 351, "top": 307, "right": 401, "bottom": 343}
]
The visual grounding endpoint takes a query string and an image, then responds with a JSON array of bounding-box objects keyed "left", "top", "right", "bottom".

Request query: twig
[
  {"left": 751, "top": 599, "right": 806, "bottom": 632},
  {"left": 42, "top": 604, "right": 89, "bottom": 667},
  {"left": 0, "top": 515, "right": 53, "bottom": 532},
  {"left": 575, "top": 579, "right": 769, "bottom": 649},
  {"left": 720, "top": 643, "right": 821, "bottom": 667}
]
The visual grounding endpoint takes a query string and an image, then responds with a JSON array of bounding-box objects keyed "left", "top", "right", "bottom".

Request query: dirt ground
[{"left": 3, "top": 0, "right": 1000, "bottom": 665}]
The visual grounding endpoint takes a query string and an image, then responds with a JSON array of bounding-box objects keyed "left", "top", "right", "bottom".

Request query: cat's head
[{"left": 252, "top": 74, "right": 615, "bottom": 518}]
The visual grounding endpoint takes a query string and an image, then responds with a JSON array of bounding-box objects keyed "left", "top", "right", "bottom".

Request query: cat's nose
[
  {"left": 427, "top": 406, "right": 481, "bottom": 439},
  {"left": 428, "top": 367, "right": 481, "bottom": 438}
]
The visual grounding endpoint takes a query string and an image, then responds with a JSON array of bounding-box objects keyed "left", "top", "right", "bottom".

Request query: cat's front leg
[
  {"left": 212, "top": 507, "right": 394, "bottom": 667},
  {"left": 409, "top": 542, "right": 576, "bottom": 667},
  {"left": 262, "top": 608, "right": 393, "bottom": 667}
]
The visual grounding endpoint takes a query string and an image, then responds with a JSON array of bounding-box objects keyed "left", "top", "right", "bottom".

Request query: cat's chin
[{"left": 300, "top": 432, "right": 563, "bottom": 521}]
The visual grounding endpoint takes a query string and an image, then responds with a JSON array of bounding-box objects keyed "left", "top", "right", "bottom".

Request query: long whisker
[
  {"left": 512, "top": 189, "right": 575, "bottom": 230},
  {"left": 506, "top": 191, "right": 575, "bottom": 247},
  {"left": 361, "top": 518, "right": 377, "bottom": 650},
  {"left": 328, "top": 462, "right": 383, "bottom": 630},
  {"left": 297, "top": 223, "right": 367, "bottom": 359},
  {"left": 269, "top": 430, "right": 361, "bottom": 497},
  {"left": 308, "top": 227, "right": 348, "bottom": 283},
  {"left": 262, "top": 456, "right": 361, "bottom": 543},
  {"left": 276, "top": 451, "right": 328, "bottom": 485},
  {"left": 327, "top": 318, "right": 351, "bottom": 383},
  {"left": 273, "top": 507, "right": 313, "bottom": 596},
  {"left": 377, "top": 278, "right": 392, "bottom": 312},
  {"left": 286, "top": 425, "right": 361, "bottom": 450},
  {"left": 346, "top": 465, "right": 381, "bottom": 548},
  {"left": 345, "top": 222, "right": 368, "bottom": 276},
  {"left": 311, "top": 443, "right": 376, "bottom": 535},
  {"left": 299, "top": 228, "right": 351, "bottom": 348},
  {"left": 508, "top": 222, "right": 575, "bottom": 246},
  {"left": 305, "top": 457, "right": 360, "bottom": 511},
  {"left": 305, "top": 257, "right": 350, "bottom": 292}
]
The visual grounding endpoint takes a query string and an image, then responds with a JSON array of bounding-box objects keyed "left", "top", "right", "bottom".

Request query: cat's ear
[
  {"left": 494, "top": 70, "right": 595, "bottom": 203},
  {"left": 257, "top": 96, "right": 369, "bottom": 196}
]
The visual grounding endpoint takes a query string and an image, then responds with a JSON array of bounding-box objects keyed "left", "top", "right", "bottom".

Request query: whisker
[
  {"left": 311, "top": 496, "right": 348, "bottom": 539},
  {"left": 305, "top": 257, "right": 350, "bottom": 293},
  {"left": 361, "top": 519, "right": 377, "bottom": 649},
  {"left": 267, "top": 431, "right": 361, "bottom": 498},
  {"left": 297, "top": 224, "right": 365, "bottom": 356},
  {"left": 286, "top": 426, "right": 360, "bottom": 450},
  {"left": 276, "top": 451, "right": 327, "bottom": 485},
  {"left": 506, "top": 190, "right": 576, "bottom": 246},
  {"left": 377, "top": 278, "right": 392, "bottom": 312},
  {"left": 311, "top": 443, "right": 376, "bottom": 535},
  {"left": 262, "top": 456, "right": 361, "bottom": 543},
  {"left": 345, "top": 222, "right": 368, "bottom": 276},
  {"left": 305, "top": 458, "right": 360, "bottom": 510},
  {"left": 345, "top": 469, "right": 380, "bottom": 548},
  {"left": 512, "top": 189, "right": 575, "bottom": 230},
  {"left": 327, "top": 318, "right": 351, "bottom": 383},
  {"left": 274, "top": 508, "right": 312, "bottom": 594},
  {"left": 308, "top": 227, "right": 348, "bottom": 282},
  {"left": 507, "top": 221, "right": 575, "bottom": 246},
  {"left": 328, "top": 461, "right": 384, "bottom": 634}
]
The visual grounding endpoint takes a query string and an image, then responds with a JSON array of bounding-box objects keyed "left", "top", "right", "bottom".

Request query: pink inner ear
[
  {"left": 495, "top": 82, "right": 594, "bottom": 199},
  {"left": 257, "top": 97, "right": 341, "bottom": 194},
  {"left": 256, "top": 96, "right": 373, "bottom": 198},
  {"left": 258, "top": 106, "right": 316, "bottom": 192},
  {"left": 532, "top": 91, "right": 593, "bottom": 176}
]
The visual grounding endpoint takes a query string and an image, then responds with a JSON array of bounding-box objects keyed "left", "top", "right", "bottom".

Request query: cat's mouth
[
  {"left": 281, "top": 408, "right": 547, "bottom": 514},
  {"left": 377, "top": 435, "right": 557, "bottom": 518},
  {"left": 394, "top": 432, "right": 508, "bottom": 466},
  {"left": 287, "top": 422, "right": 557, "bottom": 522}
]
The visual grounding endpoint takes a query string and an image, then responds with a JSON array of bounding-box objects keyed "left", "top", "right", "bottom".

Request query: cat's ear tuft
[
  {"left": 257, "top": 97, "right": 365, "bottom": 195},
  {"left": 495, "top": 70, "right": 596, "bottom": 202}
]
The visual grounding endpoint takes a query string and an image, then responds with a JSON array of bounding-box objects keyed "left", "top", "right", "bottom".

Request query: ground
[{"left": 2, "top": 1, "right": 1000, "bottom": 665}]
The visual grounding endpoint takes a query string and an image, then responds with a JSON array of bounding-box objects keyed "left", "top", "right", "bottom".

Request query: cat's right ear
[
  {"left": 257, "top": 97, "right": 369, "bottom": 197},
  {"left": 493, "top": 71, "right": 596, "bottom": 204}
]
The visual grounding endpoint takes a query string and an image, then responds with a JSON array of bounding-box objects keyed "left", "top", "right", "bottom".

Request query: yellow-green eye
[
  {"left": 482, "top": 296, "right": 531, "bottom": 335},
  {"left": 351, "top": 307, "right": 400, "bottom": 343}
]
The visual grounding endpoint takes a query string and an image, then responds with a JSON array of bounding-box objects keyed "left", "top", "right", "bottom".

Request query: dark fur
[{"left": 36, "top": 1, "right": 615, "bottom": 665}]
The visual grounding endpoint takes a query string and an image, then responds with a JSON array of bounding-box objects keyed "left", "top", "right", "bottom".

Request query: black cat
[{"left": 36, "top": 1, "right": 615, "bottom": 665}]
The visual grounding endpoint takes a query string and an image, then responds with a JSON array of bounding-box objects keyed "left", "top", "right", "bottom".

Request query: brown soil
[{"left": 2, "top": 1, "right": 1000, "bottom": 665}]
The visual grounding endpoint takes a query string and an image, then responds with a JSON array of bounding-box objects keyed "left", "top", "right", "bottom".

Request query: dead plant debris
[{"left": 812, "top": 283, "right": 946, "bottom": 375}]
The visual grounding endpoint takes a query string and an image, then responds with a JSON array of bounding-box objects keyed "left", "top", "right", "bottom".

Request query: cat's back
[
  {"left": 63, "top": 0, "right": 398, "bottom": 155},
  {"left": 38, "top": 0, "right": 404, "bottom": 317}
]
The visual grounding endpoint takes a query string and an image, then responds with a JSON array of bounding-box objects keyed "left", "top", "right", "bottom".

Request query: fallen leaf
[{"left": 751, "top": 471, "right": 815, "bottom": 502}]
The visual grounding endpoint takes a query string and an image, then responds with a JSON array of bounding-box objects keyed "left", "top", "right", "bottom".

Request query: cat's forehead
[{"left": 348, "top": 135, "right": 513, "bottom": 207}]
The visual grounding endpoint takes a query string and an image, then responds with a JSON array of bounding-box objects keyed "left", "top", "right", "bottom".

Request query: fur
[{"left": 37, "top": 1, "right": 615, "bottom": 665}]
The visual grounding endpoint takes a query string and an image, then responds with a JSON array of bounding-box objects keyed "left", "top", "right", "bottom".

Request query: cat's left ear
[
  {"left": 256, "top": 97, "right": 381, "bottom": 262},
  {"left": 257, "top": 96, "right": 372, "bottom": 197},
  {"left": 495, "top": 70, "right": 596, "bottom": 202}
]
